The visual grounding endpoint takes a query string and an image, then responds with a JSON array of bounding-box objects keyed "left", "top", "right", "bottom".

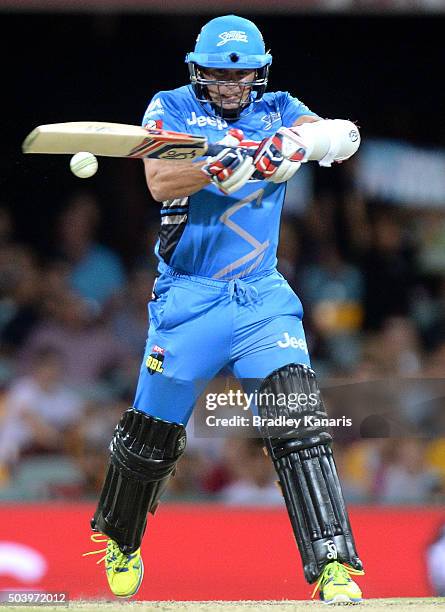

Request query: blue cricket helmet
[
  {"left": 185, "top": 15, "right": 272, "bottom": 119},
  {"left": 186, "top": 14, "right": 272, "bottom": 70}
]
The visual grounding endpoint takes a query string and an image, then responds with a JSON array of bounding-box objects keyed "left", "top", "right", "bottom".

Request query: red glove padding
[
  {"left": 201, "top": 131, "right": 255, "bottom": 194},
  {"left": 203, "top": 148, "right": 247, "bottom": 182},
  {"left": 251, "top": 128, "right": 307, "bottom": 182}
]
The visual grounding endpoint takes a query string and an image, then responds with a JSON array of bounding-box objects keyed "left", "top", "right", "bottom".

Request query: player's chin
[
  {"left": 219, "top": 98, "right": 247, "bottom": 109},
  {"left": 220, "top": 102, "right": 239, "bottom": 109}
]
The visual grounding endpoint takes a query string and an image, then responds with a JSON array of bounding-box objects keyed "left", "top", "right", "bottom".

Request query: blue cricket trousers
[{"left": 134, "top": 264, "right": 310, "bottom": 424}]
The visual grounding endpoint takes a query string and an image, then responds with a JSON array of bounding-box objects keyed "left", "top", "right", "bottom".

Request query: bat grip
[
  {"left": 206, "top": 144, "right": 227, "bottom": 157},
  {"left": 206, "top": 143, "right": 256, "bottom": 157}
]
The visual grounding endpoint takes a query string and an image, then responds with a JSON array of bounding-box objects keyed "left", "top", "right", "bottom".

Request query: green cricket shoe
[
  {"left": 84, "top": 534, "right": 144, "bottom": 598},
  {"left": 312, "top": 561, "right": 364, "bottom": 604}
]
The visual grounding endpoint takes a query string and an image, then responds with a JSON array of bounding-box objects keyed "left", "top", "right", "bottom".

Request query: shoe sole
[
  {"left": 322, "top": 594, "right": 362, "bottom": 605},
  {"left": 114, "top": 558, "right": 144, "bottom": 599}
]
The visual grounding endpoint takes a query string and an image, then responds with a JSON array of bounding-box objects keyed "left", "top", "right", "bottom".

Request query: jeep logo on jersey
[
  {"left": 146, "top": 345, "right": 165, "bottom": 375},
  {"left": 216, "top": 30, "right": 248, "bottom": 46},
  {"left": 186, "top": 111, "right": 228, "bottom": 130},
  {"left": 277, "top": 332, "right": 308, "bottom": 353}
]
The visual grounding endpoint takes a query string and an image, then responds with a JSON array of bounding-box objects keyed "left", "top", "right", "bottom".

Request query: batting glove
[
  {"left": 252, "top": 127, "right": 307, "bottom": 184},
  {"left": 201, "top": 129, "right": 255, "bottom": 194}
]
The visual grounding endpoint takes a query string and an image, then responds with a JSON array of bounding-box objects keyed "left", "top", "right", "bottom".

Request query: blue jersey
[{"left": 142, "top": 85, "right": 317, "bottom": 280}]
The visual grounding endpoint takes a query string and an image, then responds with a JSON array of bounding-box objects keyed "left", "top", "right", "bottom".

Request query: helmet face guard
[
  {"left": 187, "top": 63, "right": 270, "bottom": 120},
  {"left": 185, "top": 15, "right": 272, "bottom": 121}
]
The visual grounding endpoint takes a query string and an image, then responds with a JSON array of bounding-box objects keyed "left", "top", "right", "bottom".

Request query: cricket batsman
[{"left": 85, "top": 14, "right": 365, "bottom": 604}]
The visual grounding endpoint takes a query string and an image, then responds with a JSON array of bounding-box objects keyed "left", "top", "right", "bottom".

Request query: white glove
[{"left": 268, "top": 157, "right": 301, "bottom": 183}]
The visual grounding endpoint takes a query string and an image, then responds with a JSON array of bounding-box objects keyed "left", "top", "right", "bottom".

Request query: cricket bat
[{"left": 22, "top": 121, "right": 229, "bottom": 161}]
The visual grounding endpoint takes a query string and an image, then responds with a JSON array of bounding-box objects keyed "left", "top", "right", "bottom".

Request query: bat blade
[{"left": 22, "top": 122, "right": 212, "bottom": 160}]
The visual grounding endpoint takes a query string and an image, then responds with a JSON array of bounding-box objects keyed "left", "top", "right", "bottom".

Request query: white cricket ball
[{"left": 70, "top": 152, "right": 98, "bottom": 179}]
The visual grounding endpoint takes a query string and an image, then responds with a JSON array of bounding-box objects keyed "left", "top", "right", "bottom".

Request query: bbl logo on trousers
[{"left": 146, "top": 345, "right": 165, "bottom": 375}]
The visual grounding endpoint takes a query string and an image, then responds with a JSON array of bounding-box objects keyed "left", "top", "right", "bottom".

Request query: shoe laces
[
  {"left": 311, "top": 561, "right": 365, "bottom": 599},
  {"left": 82, "top": 533, "right": 129, "bottom": 569}
]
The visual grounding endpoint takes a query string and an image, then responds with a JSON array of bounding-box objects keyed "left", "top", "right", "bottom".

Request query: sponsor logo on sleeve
[
  {"left": 147, "top": 98, "right": 164, "bottom": 112},
  {"left": 144, "top": 98, "right": 165, "bottom": 119},
  {"left": 144, "top": 119, "right": 163, "bottom": 130}
]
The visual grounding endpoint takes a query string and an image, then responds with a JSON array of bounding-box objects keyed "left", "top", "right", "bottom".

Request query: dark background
[{"left": 2, "top": 13, "right": 444, "bottom": 260}]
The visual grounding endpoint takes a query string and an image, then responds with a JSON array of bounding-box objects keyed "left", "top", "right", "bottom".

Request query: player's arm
[
  {"left": 142, "top": 92, "right": 214, "bottom": 201},
  {"left": 251, "top": 99, "right": 360, "bottom": 182},
  {"left": 289, "top": 116, "right": 361, "bottom": 167},
  {"left": 292, "top": 115, "right": 321, "bottom": 126},
  {"left": 144, "top": 158, "right": 210, "bottom": 202},
  {"left": 145, "top": 130, "right": 255, "bottom": 200}
]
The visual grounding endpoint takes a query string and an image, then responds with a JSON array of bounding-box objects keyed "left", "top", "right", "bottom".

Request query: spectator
[
  {"left": 420, "top": 278, "right": 445, "bottom": 351},
  {"left": 300, "top": 242, "right": 364, "bottom": 371},
  {"left": 277, "top": 217, "right": 301, "bottom": 290},
  {"left": 375, "top": 316, "right": 422, "bottom": 375},
  {"left": 376, "top": 439, "right": 440, "bottom": 504},
  {"left": 416, "top": 209, "right": 445, "bottom": 277},
  {"left": 163, "top": 450, "right": 210, "bottom": 501},
  {"left": 332, "top": 442, "right": 374, "bottom": 503},
  {"left": 0, "top": 347, "right": 85, "bottom": 467},
  {"left": 0, "top": 244, "right": 41, "bottom": 352},
  {"left": 220, "top": 438, "right": 283, "bottom": 506},
  {"left": 360, "top": 212, "right": 416, "bottom": 330},
  {"left": 201, "top": 437, "right": 246, "bottom": 495},
  {"left": 54, "top": 192, "right": 126, "bottom": 308},
  {"left": 18, "top": 290, "right": 130, "bottom": 391},
  {"left": 69, "top": 400, "right": 124, "bottom": 498},
  {"left": 108, "top": 267, "right": 155, "bottom": 355}
]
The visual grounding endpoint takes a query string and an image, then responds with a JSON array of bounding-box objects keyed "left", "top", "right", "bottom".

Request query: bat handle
[
  {"left": 206, "top": 143, "right": 256, "bottom": 157},
  {"left": 206, "top": 144, "right": 227, "bottom": 157}
]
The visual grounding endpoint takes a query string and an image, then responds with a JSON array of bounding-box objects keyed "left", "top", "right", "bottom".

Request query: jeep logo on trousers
[{"left": 277, "top": 332, "right": 308, "bottom": 353}]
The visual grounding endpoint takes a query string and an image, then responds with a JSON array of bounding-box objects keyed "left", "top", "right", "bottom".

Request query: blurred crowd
[{"left": 0, "top": 163, "right": 444, "bottom": 504}]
